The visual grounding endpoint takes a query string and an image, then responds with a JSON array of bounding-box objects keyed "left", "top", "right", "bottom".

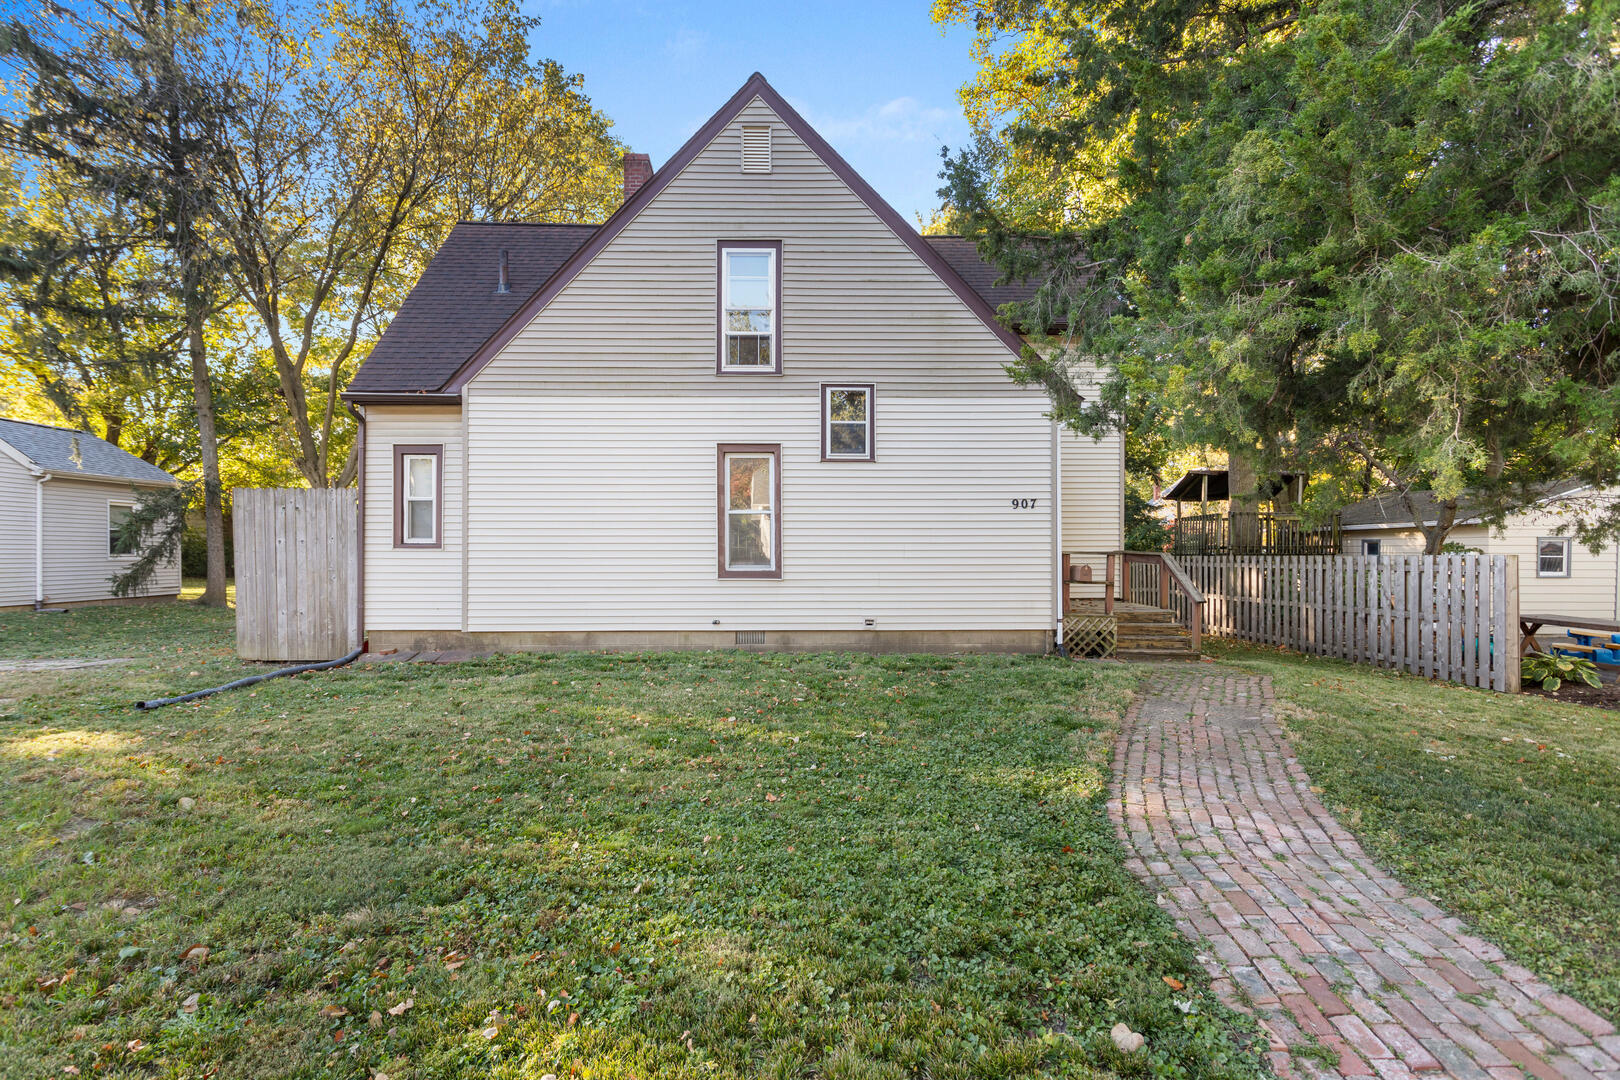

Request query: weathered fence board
[
  {"left": 233, "top": 487, "right": 359, "bottom": 662},
  {"left": 1180, "top": 553, "right": 1519, "bottom": 692}
]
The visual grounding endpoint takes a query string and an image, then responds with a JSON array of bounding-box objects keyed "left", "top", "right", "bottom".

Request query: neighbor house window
[
  {"left": 1537, "top": 536, "right": 1572, "bottom": 577},
  {"left": 108, "top": 502, "right": 137, "bottom": 556},
  {"left": 1360, "top": 539, "right": 1381, "bottom": 557},
  {"left": 822, "top": 384, "right": 875, "bottom": 461},
  {"left": 718, "top": 242, "right": 780, "bottom": 373},
  {"left": 394, "top": 444, "right": 442, "bottom": 548},
  {"left": 718, "top": 444, "right": 780, "bottom": 577}
]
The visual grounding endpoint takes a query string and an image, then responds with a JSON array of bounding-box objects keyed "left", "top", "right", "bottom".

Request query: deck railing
[
  {"left": 1172, "top": 510, "right": 1341, "bottom": 556},
  {"left": 1065, "top": 550, "right": 1205, "bottom": 653}
]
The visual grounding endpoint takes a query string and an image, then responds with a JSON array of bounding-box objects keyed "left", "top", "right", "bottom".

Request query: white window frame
[
  {"left": 401, "top": 453, "right": 438, "bottom": 546},
  {"left": 108, "top": 500, "right": 137, "bottom": 558},
  {"left": 1536, "top": 536, "right": 1572, "bottom": 578},
  {"left": 821, "top": 383, "right": 875, "bottom": 461},
  {"left": 718, "top": 244, "right": 779, "bottom": 374},
  {"left": 1360, "top": 539, "right": 1381, "bottom": 557}
]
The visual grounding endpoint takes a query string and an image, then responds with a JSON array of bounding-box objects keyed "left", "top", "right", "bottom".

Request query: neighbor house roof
[
  {"left": 1162, "top": 468, "right": 1306, "bottom": 503},
  {"left": 344, "top": 73, "right": 1040, "bottom": 402},
  {"left": 0, "top": 417, "right": 179, "bottom": 487},
  {"left": 1338, "top": 479, "right": 1591, "bottom": 530}
]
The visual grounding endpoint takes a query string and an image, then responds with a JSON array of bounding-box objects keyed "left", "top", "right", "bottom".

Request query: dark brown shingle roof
[
  {"left": 345, "top": 222, "right": 598, "bottom": 397},
  {"left": 919, "top": 236, "right": 1042, "bottom": 311},
  {"left": 1338, "top": 479, "right": 1592, "bottom": 528}
]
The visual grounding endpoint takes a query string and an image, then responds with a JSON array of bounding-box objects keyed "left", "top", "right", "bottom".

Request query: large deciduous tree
[{"left": 937, "top": 0, "right": 1620, "bottom": 551}]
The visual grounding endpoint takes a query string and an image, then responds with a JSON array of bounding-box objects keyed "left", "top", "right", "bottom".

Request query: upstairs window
[
  {"left": 718, "top": 242, "right": 780, "bottom": 373},
  {"left": 394, "top": 444, "right": 442, "bottom": 548},
  {"left": 822, "top": 384, "right": 875, "bottom": 461},
  {"left": 1537, "top": 536, "right": 1572, "bottom": 577},
  {"left": 718, "top": 444, "right": 780, "bottom": 578}
]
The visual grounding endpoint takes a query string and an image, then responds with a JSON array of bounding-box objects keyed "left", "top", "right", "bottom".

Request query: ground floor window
[
  {"left": 394, "top": 444, "right": 443, "bottom": 548},
  {"left": 108, "top": 502, "right": 137, "bottom": 556},
  {"left": 1537, "top": 536, "right": 1572, "bottom": 577},
  {"left": 1360, "top": 539, "right": 1381, "bottom": 556},
  {"left": 718, "top": 444, "right": 780, "bottom": 578}
]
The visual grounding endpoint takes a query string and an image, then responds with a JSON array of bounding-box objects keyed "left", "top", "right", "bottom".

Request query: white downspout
[
  {"left": 1054, "top": 422, "right": 1063, "bottom": 652},
  {"left": 34, "top": 472, "right": 50, "bottom": 609}
]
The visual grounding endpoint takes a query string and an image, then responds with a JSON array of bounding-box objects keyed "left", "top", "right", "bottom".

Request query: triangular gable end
[{"left": 441, "top": 72, "right": 1025, "bottom": 394}]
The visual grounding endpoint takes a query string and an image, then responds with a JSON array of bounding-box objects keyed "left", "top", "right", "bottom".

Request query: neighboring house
[
  {"left": 0, "top": 417, "right": 182, "bottom": 610},
  {"left": 1340, "top": 481, "right": 1620, "bottom": 627},
  {"left": 341, "top": 73, "right": 1122, "bottom": 654}
]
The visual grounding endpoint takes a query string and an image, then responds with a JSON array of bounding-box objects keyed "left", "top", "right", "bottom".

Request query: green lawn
[
  {"left": 1209, "top": 641, "right": 1620, "bottom": 1023},
  {"left": 1, "top": 601, "right": 1264, "bottom": 1080}
]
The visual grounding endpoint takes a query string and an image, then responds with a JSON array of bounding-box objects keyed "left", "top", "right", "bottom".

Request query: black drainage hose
[{"left": 135, "top": 647, "right": 364, "bottom": 710}]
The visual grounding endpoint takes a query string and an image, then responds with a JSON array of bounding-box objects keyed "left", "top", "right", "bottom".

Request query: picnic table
[{"left": 1519, "top": 613, "right": 1620, "bottom": 656}]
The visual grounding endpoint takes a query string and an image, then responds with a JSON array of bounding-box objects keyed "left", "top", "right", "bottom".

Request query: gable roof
[
  {"left": 345, "top": 223, "right": 598, "bottom": 399},
  {"left": 0, "top": 417, "right": 179, "bottom": 487},
  {"left": 344, "top": 73, "right": 1032, "bottom": 402},
  {"left": 1338, "top": 479, "right": 1591, "bottom": 530}
]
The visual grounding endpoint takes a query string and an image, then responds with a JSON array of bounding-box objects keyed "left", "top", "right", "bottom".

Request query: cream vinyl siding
[
  {"left": 1061, "top": 428, "right": 1123, "bottom": 596},
  {"left": 0, "top": 452, "right": 36, "bottom": 605},
  {"left": 473, "top": 96, "right": 1020, "bottom": 396},
  {"left": 464, "top": 394, "right": 1053, "bottom": 632},
  {"left": 1339, "top": 528, "right": 1436, "bottom": 556},
  {"left": 40, "top": 477, "right": 179, "bottom": 603},
  {"left": 362, "top": 406, "right": 463, "bottom": 630}
]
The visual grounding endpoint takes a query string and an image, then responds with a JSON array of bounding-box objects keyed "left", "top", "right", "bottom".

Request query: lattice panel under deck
[{"left": 1064, "top": 614, "right": 1117, "bottom": 658}]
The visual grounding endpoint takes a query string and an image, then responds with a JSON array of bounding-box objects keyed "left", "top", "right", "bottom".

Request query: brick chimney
[{"left": 622, "top": 152, "right": 653, "bottom": 203}]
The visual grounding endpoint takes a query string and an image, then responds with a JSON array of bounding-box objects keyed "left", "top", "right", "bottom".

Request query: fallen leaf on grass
[
  {"left": 182, "top": 993, "right": 200, "bottom": 1013},
  {"left": 369, "top": 1011, "right": 382, "bottom": 1027},
  {"left": 387, "top": 998, "right": 413, "bottom": 1016},
  {"left": 179, "top": 944, "right": 209, "bottom": 964},
  {"left": 443, "top": 951, "right": 468, "bottom": 971},
  {"left": 320, "top": 1005, "right": 349, "bottom": 1018},
  {"left": 37, "top": 968, "right": 76, "bottom": 992},
  {"left": 1163, "top": 976, "right": 1185, "bottom": 991}
]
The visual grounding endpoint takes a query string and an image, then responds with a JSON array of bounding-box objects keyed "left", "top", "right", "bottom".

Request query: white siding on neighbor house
[
  {"left": 463, "top": 393, "right": 1054, "bottom": 632},
  {"left": 472, "top": 96, "right": 1026, "bottom": 397},
  {"left": 362, "top": 406, "right": 464, "bottom": 631},
  {"left": 0, "top": 451, "right": 37, "bottom": 606},
  {"left": 40, "top": 477, "right": 180, "bottom": 603},
  {"left": 1341, "top": 498, "right": 1620, "bottom": 639}
]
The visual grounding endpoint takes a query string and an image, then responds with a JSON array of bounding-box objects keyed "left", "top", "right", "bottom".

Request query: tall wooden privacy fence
[
  {"left": 1176, "top": 554, "right": 1520, "bottom": 692},
  {"left": 233, "top": 488, "right": 359, "bottom": 662}
]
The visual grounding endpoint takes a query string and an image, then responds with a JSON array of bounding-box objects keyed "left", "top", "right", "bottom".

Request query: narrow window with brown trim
[
  {"left": 717, "top": 241, "right": 782, "bottom": 373},
  {"left": 718, "top": 443, "right": 781, "bottom": 578},
  {"left": 394, "top": 444, "right": 443, "bottom": 549},
  {"left": 821, "top": 383, "right": 875, "bottom": 461}
]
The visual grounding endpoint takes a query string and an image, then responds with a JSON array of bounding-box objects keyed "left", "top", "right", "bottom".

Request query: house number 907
[{"left": 1010, "top": 498, "right": 1039, "bottom": 509}]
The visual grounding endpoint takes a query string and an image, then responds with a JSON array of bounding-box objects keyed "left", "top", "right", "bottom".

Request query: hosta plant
[{"left": 1521, "top": 652, "right": 1602, "bottom": 692}]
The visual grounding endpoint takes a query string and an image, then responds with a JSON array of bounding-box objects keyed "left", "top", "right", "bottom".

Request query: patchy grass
[
  {"left": 1209, "top": 641, "right": 1620, "bottom": 1022},
  {"left": 1, "top": 603, "right": 1265, "bottom": 1080}
]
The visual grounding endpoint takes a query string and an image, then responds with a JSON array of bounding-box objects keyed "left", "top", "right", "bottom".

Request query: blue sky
[{"left": 528, "top": 0, "right": 981, "bottom": 228}]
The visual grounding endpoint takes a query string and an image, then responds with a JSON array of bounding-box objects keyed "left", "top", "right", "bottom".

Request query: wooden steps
[{"left": 1114, "top": 609, "right": 1198, "bottom": 661}]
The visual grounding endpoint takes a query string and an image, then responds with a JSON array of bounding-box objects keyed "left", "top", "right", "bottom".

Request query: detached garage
[{"left": 0, "top": 417, "right": 182, "bottom": 610}]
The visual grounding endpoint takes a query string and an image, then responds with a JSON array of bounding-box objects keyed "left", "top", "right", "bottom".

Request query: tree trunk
[{"left": 184, "top": 269, "right": 228, "bottom": 607}]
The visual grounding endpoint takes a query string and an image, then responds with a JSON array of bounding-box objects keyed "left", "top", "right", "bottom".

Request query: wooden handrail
[
  {"left": 1067, "top": 550, "right": 1205, "bottom": 654},
  {"left": 1129, "top": 550, "right": 1204, "bottom": 604}
]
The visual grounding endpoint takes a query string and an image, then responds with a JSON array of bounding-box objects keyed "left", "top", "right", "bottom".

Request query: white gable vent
[{"left": 740, "top": 125, "right": 772, "bottom": 173}]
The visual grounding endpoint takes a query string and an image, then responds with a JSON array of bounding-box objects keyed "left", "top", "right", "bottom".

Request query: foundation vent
[
  {"left": 740, "top": 125, "right": 772, "bottom": 173},
  {"left": 735, "top": 630, "right": 766, "bottom": 646}
]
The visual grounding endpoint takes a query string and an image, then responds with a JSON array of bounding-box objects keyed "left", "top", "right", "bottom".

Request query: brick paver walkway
[{"left": 1111, "top": 669, "right": 1619, "bottom": 1080}]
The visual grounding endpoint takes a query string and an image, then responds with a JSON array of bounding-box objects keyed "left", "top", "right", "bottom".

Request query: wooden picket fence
[
  {"left": 1177, "top": 554, "right": 1520, "bottom": 692},
  {"left": 233, "top": 487, "right": 359, "bottom": 662}
]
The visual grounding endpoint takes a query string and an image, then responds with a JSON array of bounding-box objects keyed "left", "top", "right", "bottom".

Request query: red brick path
[{"left": 1111, "top": 669, "right": 1618, "bottom": 1080}]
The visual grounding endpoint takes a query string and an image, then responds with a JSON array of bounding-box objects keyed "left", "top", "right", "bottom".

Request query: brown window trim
[
  {"left": 717, "top": 443, "right": 782, "bottom": 579},
  {"left": 716, "top": 240, "right": 783, "bottom": 375},
  {"left": 820, "top": 382, "right": 876, "bottom": 462},
  {"left": 393, "top": 444, "right": 443, "bottom": 549}
]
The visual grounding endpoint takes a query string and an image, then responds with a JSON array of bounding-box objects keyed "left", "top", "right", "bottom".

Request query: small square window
[
  {"left": 1360, "top": 539, "right": 1381, "bottom": 557},
  {"left": 822, "top": 384, "right": 875, "bottom": 461},
  {"left": 1537, "top": 536, "right": 1572, "bottom": 577}
]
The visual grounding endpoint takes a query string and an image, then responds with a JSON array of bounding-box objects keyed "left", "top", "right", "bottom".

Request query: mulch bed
[{"left": 1522, "top": 679, "right": 1620, "bottom": 710}]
